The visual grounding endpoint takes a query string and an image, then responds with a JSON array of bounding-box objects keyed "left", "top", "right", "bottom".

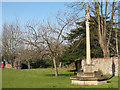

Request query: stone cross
[{"left": 85, "top": 2, "right": 91, "bottom": 65}]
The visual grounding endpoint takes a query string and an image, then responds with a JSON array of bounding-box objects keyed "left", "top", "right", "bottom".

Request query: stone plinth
[
  {"left": 71, "top": 80, "right": 107, "bottom": 85},
  {"left": 70, "top": 71, "right": 108, "bottom": 85},
  {"left": 83, "top": 64, "right": 94, "bottom": 73},
  {"left": 77, "top": 72, "right": 95, "bottom": 77},
  {"left": 70, "top": 75, "right": 108, "bottom": 81}
]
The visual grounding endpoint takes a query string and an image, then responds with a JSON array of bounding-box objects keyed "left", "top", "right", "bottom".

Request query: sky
[
  {"left": 2, "top": 2, "right": 68, "bottom": 24},
  {"left": 1, "top": 2, "right": 118, "bottom": 38},
  {"left": 1, "top": 2, "right": 71, "bottom": 47}
]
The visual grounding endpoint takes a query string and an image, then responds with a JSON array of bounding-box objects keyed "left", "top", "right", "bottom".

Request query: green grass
[{"left": 2, "top": 68, "right": 119, "bottom": 88}]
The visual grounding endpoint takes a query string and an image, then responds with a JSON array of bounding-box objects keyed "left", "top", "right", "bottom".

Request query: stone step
[
  {"left": 70, "top": 75, "right": 108, "bottom": 81},
  {"left": 77, "top": 72, "right": 95, "bottom": 77}
]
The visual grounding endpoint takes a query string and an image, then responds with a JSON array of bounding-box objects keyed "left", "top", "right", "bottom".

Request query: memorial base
[
  {"left": 70, "top": 64, "right": 108, "bottom": 85},
  {"left": 71, "top": 80, "right": 107, "bottom": 85}
]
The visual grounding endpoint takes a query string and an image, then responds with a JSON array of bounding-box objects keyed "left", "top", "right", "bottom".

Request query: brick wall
[{"left": 81, "top": 57, "right": 119, "bottom": 76}]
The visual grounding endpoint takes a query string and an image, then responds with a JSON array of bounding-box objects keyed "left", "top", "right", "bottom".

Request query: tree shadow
[
  {"left": 68, "top": 69, "right": 83, "bottom": 75},
  {"left": 46, "top": 73, "right": 74, "bottom": 77},
  {"left": 107, "top": 58, "right": 115, "bottom": 80},
  {"left": 69, "top": 69, "right": 77, "bottom": 72},
  {"left": 107, "top": 81, "right": 111, "bottom": 83}
]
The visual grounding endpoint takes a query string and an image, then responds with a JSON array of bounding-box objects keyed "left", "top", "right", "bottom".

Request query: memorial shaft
[{"left": 86, "top": 2, "right": 91, "bottom": 64}]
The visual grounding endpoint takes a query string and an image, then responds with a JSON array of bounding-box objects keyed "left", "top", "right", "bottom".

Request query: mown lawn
[{"left": 2, "top": 68, "right": 119, "bottom": 88}]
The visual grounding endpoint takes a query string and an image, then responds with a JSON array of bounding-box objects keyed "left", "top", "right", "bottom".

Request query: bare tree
[
  {"left": 94, "top": 1, "right": 116, "bottom": 57},
  {"left": 115, "top": 19, "right": 119, "bottom": 57},
  {"left": 67, "top": 1, "right": 118, "bottom": 57},
  {"left": 2, "top": 22, "right": 22, "bottom": 67},
  {"left": 19, "top": 11, "right": 76, "bottom": 76}
]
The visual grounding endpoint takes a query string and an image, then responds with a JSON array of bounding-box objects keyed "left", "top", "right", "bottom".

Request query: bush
[
  {"left": 31, "top": 59, "right": 53, "bottom": 68},
  {"left": 21, "top": 63, "right": 28, "bottom": 69}
]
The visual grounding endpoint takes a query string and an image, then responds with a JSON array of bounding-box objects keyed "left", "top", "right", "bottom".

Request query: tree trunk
[
  {"left": 59, "top": 62, "right": 62, "bottom": 68},
  {"left": 98, "top": 40, "right": 109, "bottom": 57},
  {"left": 115, "top": 20, "right": 119, "bottom": 57},
  {"left": 95, "top": 2, "right": 110, "bottom": 58},
  {"left": 53, "top": 56, "right": 58, "bottom": 77},
  {"left": 106, "top": 2, "right": 115, "bottom": 57},
  {"left": 103, "top": 46, "right": 109, "bottom": 57},
  {"left": 11, "top": 59, "right": 14, "bottom": 68},
  {"left": 101, "top": 1, "right": 104, "bottom": 35},
  {"left": 104, "top": 1, "right": 107, "bottom": 39},
  {"left": 28, "top": 60, "right": 31, "bottom": 69}
]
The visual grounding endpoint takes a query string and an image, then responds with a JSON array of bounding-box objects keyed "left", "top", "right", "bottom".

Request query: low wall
[
  {"left": 5, "top": 64, "right": 12, "bottom": 68},
  {"left": 81, "top": 57, "right": 119, "bottom": 76}
]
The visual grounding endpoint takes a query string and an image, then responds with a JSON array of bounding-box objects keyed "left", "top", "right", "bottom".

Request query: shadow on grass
[
  {"left": 69, "top": 69, "right": 78, "bottom": 72},
  {"left": 106, "top": 75, "right": 114, "bottom": 83},
  {"left": 107, "top": 81, "right": 111, "bottom": 83},
  {"left": 68, "top": 69, "right": 83, "bottom": 75},
  {"left": 45, "top": 73, "right": 74, "bottom": 77},
  {"left": 108, "top": 75, "right": 114, "bottom": 80}
]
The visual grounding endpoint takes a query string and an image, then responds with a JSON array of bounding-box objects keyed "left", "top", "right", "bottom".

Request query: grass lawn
[{"left": 2, "top": 68, "right": 119, "bottom": 88}]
